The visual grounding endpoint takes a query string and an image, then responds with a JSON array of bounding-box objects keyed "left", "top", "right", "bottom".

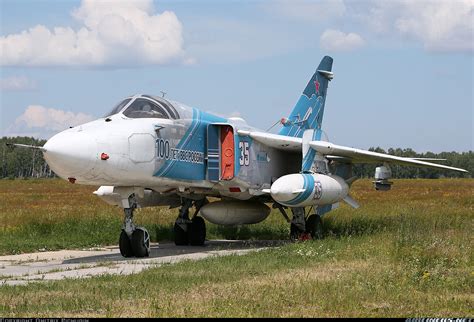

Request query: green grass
[
  {"left": 0, "top": 178, "right": 291, "bottom": 254},
  {"left": 0, "top": 178, "right": 472, "bottom": 317},
  {"left": 0, "top": 233, "right": 471, "bottom": 317}
]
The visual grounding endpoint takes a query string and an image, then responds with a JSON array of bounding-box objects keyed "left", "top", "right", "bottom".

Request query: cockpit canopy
[
  {"left": 104, "top": 95, "right": 180, "bottom": 119},
  {"left": 105, "top": 98, "right": 131, "bottom": 117}
]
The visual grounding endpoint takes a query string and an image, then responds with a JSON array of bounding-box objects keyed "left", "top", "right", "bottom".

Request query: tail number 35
[{"left": 239, "top": 141, "right": 250, "bottom": 166}]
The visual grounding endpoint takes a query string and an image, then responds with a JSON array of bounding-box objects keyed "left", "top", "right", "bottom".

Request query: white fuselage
[
  {"left": 44, "top": 113, "right": 212, "bottom": 191},
  {"left": 41, "top": 95, "right": 297, "bottom": 202}
]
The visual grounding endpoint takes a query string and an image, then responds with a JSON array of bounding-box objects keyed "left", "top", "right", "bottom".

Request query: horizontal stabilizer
[{"left": 343, "top": 195, "right": 360, "bottom": 209}]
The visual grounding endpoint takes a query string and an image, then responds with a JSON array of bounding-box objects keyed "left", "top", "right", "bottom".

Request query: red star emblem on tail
[{"left": 314, "top": 80, "right": 320, "bottom": 94}]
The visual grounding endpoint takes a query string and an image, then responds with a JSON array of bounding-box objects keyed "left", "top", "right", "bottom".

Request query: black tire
[
  {"left": 119, "top": 230, "right": 134, "bottom": 258},
  {"left": 188, "top": 216, "right": 206, "bottom": 246},
  {"left": 290, "top": 223, "right": 301, "bottom": 241},
  {"left": 131, "top": 228, "right": 150, "bottom": 258},
  {"left": 174, "top": 222, "right": 188, "bottom": 246},
  {"left": 306, "top": 214, "right": 323, "bottom": 240}
]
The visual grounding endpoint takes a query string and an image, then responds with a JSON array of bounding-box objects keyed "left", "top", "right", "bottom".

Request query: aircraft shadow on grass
[{"left": 62, "top": 239, "right": 289, "bottom": 264}]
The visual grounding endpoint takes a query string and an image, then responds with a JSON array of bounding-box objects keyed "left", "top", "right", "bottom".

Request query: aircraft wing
[
  {"left": 310, "top": 141, "right": 468, "bottom": 173},
  {"left": 237, "top": 130, "right": 302, "bottom": 152}
]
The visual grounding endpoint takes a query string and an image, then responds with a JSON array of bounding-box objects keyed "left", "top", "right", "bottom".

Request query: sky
[{"left": 0, "top": 0, "right": 473, "bottom": 153}]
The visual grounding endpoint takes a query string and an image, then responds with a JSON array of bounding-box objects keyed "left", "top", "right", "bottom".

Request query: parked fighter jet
[{"left": 9, "top": 56, "right": 468, "bottom": 258}]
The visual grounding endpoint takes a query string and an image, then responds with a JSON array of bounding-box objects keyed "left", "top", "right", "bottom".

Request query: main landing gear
[
  {"left": 174, "top": 198, "right": 208, "bottom": 246},
  {"left": 275, "top": 204, "right": 323, "bottom": 241},
  {"left": 117, "top": 194, "right": 208, "bottom": 258},
  {"left": 119, "top": 195, "right": 150, "bottom": 258}
]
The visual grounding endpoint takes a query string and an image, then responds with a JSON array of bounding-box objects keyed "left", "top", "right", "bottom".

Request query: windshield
[
  {"left": 104, "top": 98, "right": 131, "bottom": 117},
  {"left": 123, "top": 98, "right": 170, "bottom": 119}
]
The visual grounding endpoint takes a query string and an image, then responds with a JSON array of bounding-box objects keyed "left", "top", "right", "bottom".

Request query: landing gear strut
[
  {"left": 174, "top": 198, "right": 208, "bottom": 246},
  {"left": 119, "top": 194, "right": 150, "bottom": 258},
  {"left": 277, "top": 205, "right": 324, "bottom": 241}
]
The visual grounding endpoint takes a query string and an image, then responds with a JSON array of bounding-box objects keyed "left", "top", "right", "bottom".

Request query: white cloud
[
  {"left": 359, "top": 0, "right": 473, "bottom": 53},
  {"left": 0, "top": 76, "right": 37, "bottom": 91},
  {"left": 5, "top": 105, "right": 95, "bottom": 139},
  {"left": 266, "top": 0, "right": 473, "bottom": 54},
  {"left": 320, "top": 29, "right": 365, "bottom": 52},
  {"left": 0, "top": 0, "right": 188, "bottom": 67},
  {"left": 394, "top": 0, "right": 473, "bottom": 52}
]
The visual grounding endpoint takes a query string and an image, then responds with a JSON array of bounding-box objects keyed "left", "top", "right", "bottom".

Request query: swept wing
[{"left": 309, "top": 141, "right": 467, "bottom": 173}]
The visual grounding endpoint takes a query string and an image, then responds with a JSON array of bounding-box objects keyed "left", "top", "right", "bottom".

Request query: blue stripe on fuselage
[{"left": 154, "top": 108, "right": 226, "bottom": 181}]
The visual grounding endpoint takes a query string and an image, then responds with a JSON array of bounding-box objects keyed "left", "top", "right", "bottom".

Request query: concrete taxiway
[{"left": 0, "top": 240, "right": 286, "bottom": 286}]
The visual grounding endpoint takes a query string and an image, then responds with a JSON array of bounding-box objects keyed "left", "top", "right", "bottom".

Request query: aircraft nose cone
[{"left": 43, "top": 130, "right": 98, "bottom": 178}]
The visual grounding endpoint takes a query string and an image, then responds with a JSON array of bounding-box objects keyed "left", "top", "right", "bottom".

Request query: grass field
[{"left": 0, "top": 178, "right": 472, "bottom": 317}]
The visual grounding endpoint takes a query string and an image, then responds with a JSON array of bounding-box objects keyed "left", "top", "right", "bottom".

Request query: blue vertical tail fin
[{"left": 278, "top": 56, "right": 333, "bottom": 138}]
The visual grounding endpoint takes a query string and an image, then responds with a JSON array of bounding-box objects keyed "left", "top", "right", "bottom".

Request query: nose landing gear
[{"left": 119, "top": 195, "right": 150, "bottom": 258}]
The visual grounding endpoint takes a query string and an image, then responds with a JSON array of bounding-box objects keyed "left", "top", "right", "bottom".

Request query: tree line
[
  {"left": 352, "top": 147, "right": 472, "bottom": 179},
  {"left": 1, "top": 136, "right": 472, "bottom": 179},
  {"left": 1, "top": 137, "right": 54, "bottom": 179}
]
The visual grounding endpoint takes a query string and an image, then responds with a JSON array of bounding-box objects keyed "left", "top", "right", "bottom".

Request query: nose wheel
[
  {"left": 131, "top": 227, "right": 150, "bottom": 257},
  {"left": 119, "top": 195, "right": 150, "bottom": 258},
  {"left": 119, "top": 230, "right": 134, "bottom": 257}
]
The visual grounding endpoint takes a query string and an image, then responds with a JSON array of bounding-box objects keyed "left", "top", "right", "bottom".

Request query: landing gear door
[{"left": 207, "top": 124, "right": 235, "bottom": 182}]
